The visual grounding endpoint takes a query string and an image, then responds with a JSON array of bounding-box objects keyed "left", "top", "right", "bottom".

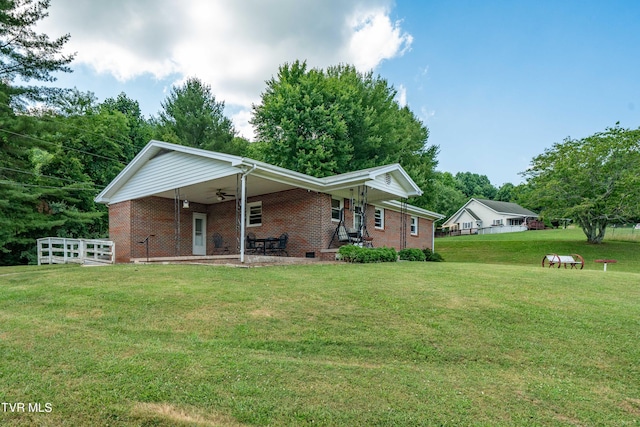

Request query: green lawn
[
  {"left": 435, "top": 227, "right": 640, "bottom": 273},
  {"left": 1, "top": 259, "right": 639, "bottom": 426}
]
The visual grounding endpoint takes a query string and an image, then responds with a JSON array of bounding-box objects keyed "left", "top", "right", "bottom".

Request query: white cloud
[
  {"left": 38, "top": 0, "right": 413, "bottom": 138},
  {"left": 344, "top": 8, "right": 413, "bottom": 70},
  {"left": 396, "top": 84, "right": 407, "bottom": 107}
]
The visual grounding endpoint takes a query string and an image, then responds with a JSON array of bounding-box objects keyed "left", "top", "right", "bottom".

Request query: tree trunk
[{"left": 578, "top": 216, "right": 607, "bottom": 244}]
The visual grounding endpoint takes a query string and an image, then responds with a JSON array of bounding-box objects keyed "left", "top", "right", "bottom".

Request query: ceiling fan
[{"left": 213, "top": 188, "right": 234, "bottom": 201}]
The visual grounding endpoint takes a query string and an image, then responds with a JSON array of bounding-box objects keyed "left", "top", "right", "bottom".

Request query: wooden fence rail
[{"left": 37, "top": 237, "right": 115, "bottom": 265}]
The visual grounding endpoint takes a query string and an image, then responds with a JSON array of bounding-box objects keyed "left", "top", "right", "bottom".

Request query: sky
[{"left": 37, "top": 0, "right": 640, "bottom": 187}]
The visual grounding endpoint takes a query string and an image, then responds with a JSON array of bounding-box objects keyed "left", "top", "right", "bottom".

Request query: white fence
[{"left": 37, "top": 238, "right": 115, "bottom": 265}]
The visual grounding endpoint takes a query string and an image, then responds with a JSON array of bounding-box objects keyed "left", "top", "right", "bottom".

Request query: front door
[{"left": 192, "top": 213, "right": 207, "bottom": 255}]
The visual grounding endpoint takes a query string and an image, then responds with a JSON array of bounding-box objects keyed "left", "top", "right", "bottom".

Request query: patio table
[{"left": 254, "top": 237, "right": 279, "bottom": 255}]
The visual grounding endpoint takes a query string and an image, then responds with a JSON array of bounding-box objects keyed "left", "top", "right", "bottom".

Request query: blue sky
[{"left": 40, "top": 0, "right": 640, "bottom": 187}]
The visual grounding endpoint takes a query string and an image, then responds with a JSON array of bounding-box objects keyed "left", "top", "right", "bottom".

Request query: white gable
[
  {"left": 368, "top": 171, "right": 411, "bottom": 199},
  {"left": 107, "top": 151, "right": 240, "bottom": 204}
]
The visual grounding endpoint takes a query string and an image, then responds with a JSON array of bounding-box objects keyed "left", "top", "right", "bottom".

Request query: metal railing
[{"left": 37, "top": 237, "right": 115, "bottom": 265}]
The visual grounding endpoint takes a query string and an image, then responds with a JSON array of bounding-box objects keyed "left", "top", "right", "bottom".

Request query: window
[
  {"left": 374, "top": 207, "right": 384, "bottom": 229},
  {"left": 331, "top": 198, "right": 343, "bottom": 222},
  {"left": 410, "top": 216, "right": 418, "bottom": 235},
  {"left": 247, "top": 201, "right": 262, "bottom": 227},
  {"left": 492, "top": 219, "right": 504, "bottom": 226},
  {"left": 463, "top": 222, "right": 473, "bottom": 229}
]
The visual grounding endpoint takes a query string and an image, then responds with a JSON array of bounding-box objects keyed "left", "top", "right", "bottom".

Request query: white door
[{"left": 192, "top": 213, "right": 207, "bottom": 255}]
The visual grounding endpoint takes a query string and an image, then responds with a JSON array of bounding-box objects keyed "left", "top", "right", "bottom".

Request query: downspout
[{"left": 240, "top": 164, "right": 257, "bottom": 263}]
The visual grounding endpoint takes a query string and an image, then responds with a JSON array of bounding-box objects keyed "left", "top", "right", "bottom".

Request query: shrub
[
  {"left": 337, "top": 245, "right": 397, "bottom": 263},
  {"left": 422, "top": 247, "right": 444, "bottom": 262},
  {"left": 398, "top": 248, "right": 426, "bottom": 262}
]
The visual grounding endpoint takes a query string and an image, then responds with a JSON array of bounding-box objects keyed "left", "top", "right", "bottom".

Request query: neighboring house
[
  {"left": 442, "top": 198, "right": 538, "bottom": 235},
  {"left": 95, "top": 140, "right": 444, "bottom": 263}
]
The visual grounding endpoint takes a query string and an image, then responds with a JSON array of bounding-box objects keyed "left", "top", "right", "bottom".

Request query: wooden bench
[{"left": 542, "top": 253, "right": 584, "bottom": 269}]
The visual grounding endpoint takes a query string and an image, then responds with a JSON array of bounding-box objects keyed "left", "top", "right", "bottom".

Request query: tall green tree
[
  {"left": 429, "top": 172, "right": 468, "bottom": 220},
  {"left": 101, "top": 92, "right": 152, "bottom": 160},
  {"left": 251, "top": 61, "right": 351, "bottom": 176},
  {"left": 454, "top": 172, "right": 497, "bottom": 200},
  {"left": 155, "top": 77, "right": 244, "bottom": 154},
  {"left": 0, "top": 0, "right": 75, "bottom": 264},
  {"left": 251, "top": 61, "right": 438, "bottom": 206},
  {"left": 495, "top": 182, "right": 516, "bottom": 202},
  {"left": 522, "top": 125, "right": 640, "bottom": 243},
  {"left": 0, "top": 0, "right": 74, "bottom": 101}
]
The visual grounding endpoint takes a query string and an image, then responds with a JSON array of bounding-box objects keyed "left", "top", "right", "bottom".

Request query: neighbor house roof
[
  {"left": 95, "top": 140, "right": 443, "bottom": 219},
  {"left": 473, "top": 199, "right": 538, "bottom": 217}
]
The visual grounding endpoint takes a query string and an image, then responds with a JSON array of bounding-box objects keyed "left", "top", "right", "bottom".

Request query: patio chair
[
  {"left": 246, "top": 232, "right": 260, "bottom": 254},
  {"left": 267, "top": 233, "right": 289, "bottom": 256},
  {"left": 212, "top": 232, "right": 230, "bottom": 254},
  {"left": 267, "top": 233, "right": 288, "bottom": 256}
]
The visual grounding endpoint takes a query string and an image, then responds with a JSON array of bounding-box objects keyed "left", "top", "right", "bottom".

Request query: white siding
[
  {"left": 369, "top": 172, "right": 408, "bottom": 197},
  {"left": 109, "top": 151, "right": 239, "bottom": 203}
]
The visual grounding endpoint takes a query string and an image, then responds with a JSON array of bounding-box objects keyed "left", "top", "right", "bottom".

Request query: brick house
[{"left": 95, "top": 140, "right": 444, "bottom": 263}]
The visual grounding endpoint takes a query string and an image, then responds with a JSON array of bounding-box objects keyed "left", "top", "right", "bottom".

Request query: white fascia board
[
  {"left": 95, "top": 142, "right": 158, "bottom": 204},
  {"left": 152, "top": 140, "right": 245, "bottom": 166},
  {"left": 380, "top": 200, "right": 445, "bottom": 220},
  {"left": 242, "top": 161, "right": 325, "bottom": 191},
  {"left": 95, "top": 140, "right": 245, "bottom": 204},
  {"left": 443, "top": 199, "right": 473, "bottom": 226},
  {"left": 323, "top": 163, "right": 422, "bottom": 197}
]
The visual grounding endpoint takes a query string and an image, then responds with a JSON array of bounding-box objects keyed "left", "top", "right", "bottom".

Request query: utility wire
[
  {"left": 35, "top": 114, "right": 142, "bottom": 153},
  {"left": 0, "top": 128, "right": 126, "bottom": 165},
  {"left": 0, "top": 179, "right": 103, "bottom": 192},
  {"left": 0, "top": 166, "right": 97, "bottom": 187}
]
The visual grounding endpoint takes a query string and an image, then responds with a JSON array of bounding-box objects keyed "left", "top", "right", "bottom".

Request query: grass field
[
  {"left": 435, "top": 227, "right": 640, "bottom": 273},
  {"left": 1, "top": 230, "right": 639, "bottom": 426}
]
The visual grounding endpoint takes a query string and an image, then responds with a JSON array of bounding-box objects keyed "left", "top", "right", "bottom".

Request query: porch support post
[
  {"left": 240, "top": 173, "right": 246, "bottom": 263},
  {"left": 239, "top": 164, "right": 257, "bottom": 263}
]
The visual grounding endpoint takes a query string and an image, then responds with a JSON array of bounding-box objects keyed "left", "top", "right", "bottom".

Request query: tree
[
  {"left": 0, "top": 0, "right": 74, "bottom": 102},
  {"left": 251, "top": 61, "right": 351, "bottom": 176},
  {"left": 428, "top": 172, "right": 468, "bottom": 220},
  {"left": 101, "top": 92, "right": 152, "bottom": 160},
  {"left": 251, "top": 61, "right": 438, "bottom": 203},
  {"left": 522, "top": 125, "right": 640, "bottom": 243},
  {"left": 156, "top": 77, "right": 242, "bottom": 154},
  {"left": 495, "top": 182, "right": 515, "bottom": 202},
  {"left": 0, "top": 0, "right": 75, "bottom": 264},
  {"left": 454, "top": 172, "right": 497, "bottom": 199}
]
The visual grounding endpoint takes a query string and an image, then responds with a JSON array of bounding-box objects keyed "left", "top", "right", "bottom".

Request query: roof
[
  {"left": 464, "top": 208, "right": 481, "bottom": 221},
  {"left": 95, "top": 140, "right": 440, "bottom": 218},
  {"left": 474, "top": 199, "right": 538, "bottom": 217}
]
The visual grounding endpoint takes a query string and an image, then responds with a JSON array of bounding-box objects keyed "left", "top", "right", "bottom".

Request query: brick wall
[
  {"left": 108, "top": 200, "right": 132, "bottom": 263},
  {"left": 108, "top": 190, "right": 435, "bottom": 262},
  {"left": 338, "top": 201, "right": 434, "bottom": 251},
  {"left": 208, "top": 188, "right": 334, "bottom": 258}
]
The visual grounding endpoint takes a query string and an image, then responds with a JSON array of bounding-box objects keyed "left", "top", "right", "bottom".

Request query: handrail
[{"left": 37, "top": 237, "right": 115, "bottom": 265}]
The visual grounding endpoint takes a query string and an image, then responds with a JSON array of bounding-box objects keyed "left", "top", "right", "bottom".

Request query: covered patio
[{"left": 95, "top": 141, "right": 441, "bottom": 264}]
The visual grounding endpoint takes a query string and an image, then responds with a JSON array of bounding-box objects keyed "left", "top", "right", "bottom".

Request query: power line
[
  {"left": 0, "top": 180, "right": 103, "bottom": 192},
  {"left": 0, "top": 128, "right": 126, "bottom": 165},
  {"left": 36, "top": 114, "right": 142, "bottom": 154},
  {"left": 0, "top": 166, "right": 95, "bottom": 186}
]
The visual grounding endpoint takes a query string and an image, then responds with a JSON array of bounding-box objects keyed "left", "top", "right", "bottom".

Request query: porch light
[{"left": 182, "top": 199, "right": 190, "bottom": 209}]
